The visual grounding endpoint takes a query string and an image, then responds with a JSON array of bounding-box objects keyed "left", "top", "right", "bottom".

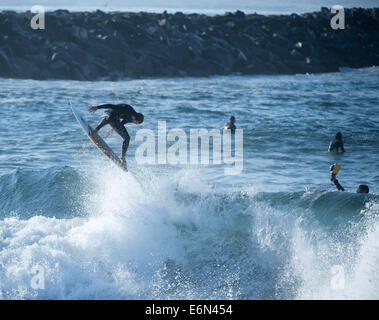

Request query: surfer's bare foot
[{"left": 105, "top": 129, "right": 113, "bottom": 138}]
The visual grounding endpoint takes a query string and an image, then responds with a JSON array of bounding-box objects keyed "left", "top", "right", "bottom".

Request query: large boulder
[{"left": 0, "top": 48, "right": 12, "bottom": 77}]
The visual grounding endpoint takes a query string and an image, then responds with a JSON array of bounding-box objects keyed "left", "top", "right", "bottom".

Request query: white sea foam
[{"left": 1, "top": 164, "right": 377, "bottom": 299}]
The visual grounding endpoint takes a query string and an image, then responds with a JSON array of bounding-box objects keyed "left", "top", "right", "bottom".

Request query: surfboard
[
  {"left": 327, "top": 149, "right": 352, "bottom": 154},
  {"left": 71, "top": 103, "right": 128, "bottom": 172}
]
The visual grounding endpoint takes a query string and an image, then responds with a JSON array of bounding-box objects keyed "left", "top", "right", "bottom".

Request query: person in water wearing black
[
  {"left": 88, "top": 104, "right": 144, "bottom": 167},
  {"left": 224, "top": 116, "right": 236, "bottom": 133},
  {"left": 356, "top": 185, "right": 369, "bottom": 193},
  {"left": 330, "top": 163, "right": 345, "bottom": 191},
  {"left": 328, "top": 132, "right": 345, "bottom": 153}
]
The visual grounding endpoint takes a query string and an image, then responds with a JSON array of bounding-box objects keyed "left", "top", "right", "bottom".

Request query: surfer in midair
[{"left": 88, "top": 104, "right": 144, "bottom": 168}]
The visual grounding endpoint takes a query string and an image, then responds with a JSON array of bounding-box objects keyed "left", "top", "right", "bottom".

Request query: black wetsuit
[
  {"left": 95, "top": 104, "right": 137, "bottom": 157},
  {"left": 329, "top": 138, "right": 345, "bottom": 152},
  {"left": 331, "top": 173, "right": 345, "bottom": 191},
  {"left": 224, "top": 122, "right": 236, "bottom": 134}
]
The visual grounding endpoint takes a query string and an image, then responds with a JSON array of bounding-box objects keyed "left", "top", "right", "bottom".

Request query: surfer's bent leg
[
  {"left": 111, "top": 122, "right": 130, "bottom": 158},
  {"left": 94, "top": 116, "right": 110, "bottom": 132},
  {"left": 122, "top": 132, "right": 130, "bottom": 158},
  {"left": 94, "top": 111, "right": 114, "bottom": 133}
]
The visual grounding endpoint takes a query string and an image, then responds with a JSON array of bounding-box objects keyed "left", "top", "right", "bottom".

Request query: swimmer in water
[
  {"left": 224, "top": 116, "right": 236, "bottom": 134},
  {"left": 328, "top": 132, "right": 345, "bottom": 153},
  {"left": 356, "top": 185, "right": 369, "bottom": 193}
]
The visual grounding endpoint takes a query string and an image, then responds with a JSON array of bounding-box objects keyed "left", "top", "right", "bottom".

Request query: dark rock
[
  {"left": 321, "top": 7, "right": 329, "bottom": 14},
  {"left": 72, "top": 25, "right": 88, "bottom": 41},
  {"left": 202, "top": 45, "right": 234, "bottom": 70},
  {"left": 50, "top": 60, "right": 68, "bottom": 72},
  {"left": 0, "top": 48, "right": 11, "bottom": 75},
  {"left": 235, "top": 10, "right": 245, "bottom": 18},
  {"left": 10, "top": 56, "right": 41, "bottom": 78},
  {"left": 290, "top": 49, "right": 304, "bottom": 60},
  {"left": 0, "top": 8, "right": 377, "bottom": 80},
  {"left": 272, "top": 32, "right": 291, "bottom": 47}
]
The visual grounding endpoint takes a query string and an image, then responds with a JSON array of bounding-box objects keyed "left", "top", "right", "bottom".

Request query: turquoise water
[{"left": 0, "top": 67, "right": 378, "bottom": 299}]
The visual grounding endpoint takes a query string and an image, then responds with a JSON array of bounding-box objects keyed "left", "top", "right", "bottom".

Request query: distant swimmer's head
[
  {"left": 133, "top": 113, "right": 144, "bottom": 124},
  {"left": 230, "top": 116, "right": 236, "bottom": 123},
  {"left": 335, "top": 132, "right": 343, "bottom": 140},
  {"left": 356, "top": 184, "right": 369, "bottom": 194}
]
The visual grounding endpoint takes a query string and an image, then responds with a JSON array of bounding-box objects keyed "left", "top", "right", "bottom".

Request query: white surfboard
[{"left": 71, "top": 103, "right": 128, "bottom": 172}]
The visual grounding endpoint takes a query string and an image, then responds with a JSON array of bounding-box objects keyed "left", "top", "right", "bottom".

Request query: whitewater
[{"left": 0, "top": 67, "right": 378, "bottom": 299}]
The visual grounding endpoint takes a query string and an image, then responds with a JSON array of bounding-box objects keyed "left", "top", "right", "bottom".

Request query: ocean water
[{"left": 0, "top": 67, "right": 378, "bottom": 299}]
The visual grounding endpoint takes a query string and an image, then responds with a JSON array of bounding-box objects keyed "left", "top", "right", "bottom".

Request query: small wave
[
  {"left": 0, "top": 97, "right": 34, "bottom": 103},
  {"left": 0, "top": 166, "right": 87, "bottom": 219}
]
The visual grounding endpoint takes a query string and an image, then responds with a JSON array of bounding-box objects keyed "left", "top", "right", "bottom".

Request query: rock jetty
[{"left": 0, "top": 8, "right": 378, "bottom": 80}]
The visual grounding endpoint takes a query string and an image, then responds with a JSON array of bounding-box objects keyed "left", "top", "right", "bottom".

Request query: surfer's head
[
  {"left": 356, "top": 185, "right": 369, "bottom": 194},
  {"left": 230, "top": 116, "right": 236, "bottom": 123},
  {"left": 335, "top": 132, "right": 342, "bottom": 140},
  {"left": 132, "top": 113, "right": 144, "bottom": 124}
]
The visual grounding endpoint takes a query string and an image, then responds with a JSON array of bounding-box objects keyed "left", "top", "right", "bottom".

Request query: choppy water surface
[{"left": 0, "top": 67, "right": 378, "bottom": 299}]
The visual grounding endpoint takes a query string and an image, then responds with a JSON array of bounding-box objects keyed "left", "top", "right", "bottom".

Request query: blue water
[{"left": 0, "top": 67, "right": 378, "bottom": 299}]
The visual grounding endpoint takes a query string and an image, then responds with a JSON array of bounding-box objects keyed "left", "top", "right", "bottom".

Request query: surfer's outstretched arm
[
  {"left": 89, "top": 104, "right": 124, "bottom": 112},
  {"left": 330, "top": 173, "right": 345, "bottom": 191},
  {"left": 330, "top": 164, "right": 345, "bottom": 191},
  {"left": 333, "top": 177, "right": 345, "bottom": 191}
]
